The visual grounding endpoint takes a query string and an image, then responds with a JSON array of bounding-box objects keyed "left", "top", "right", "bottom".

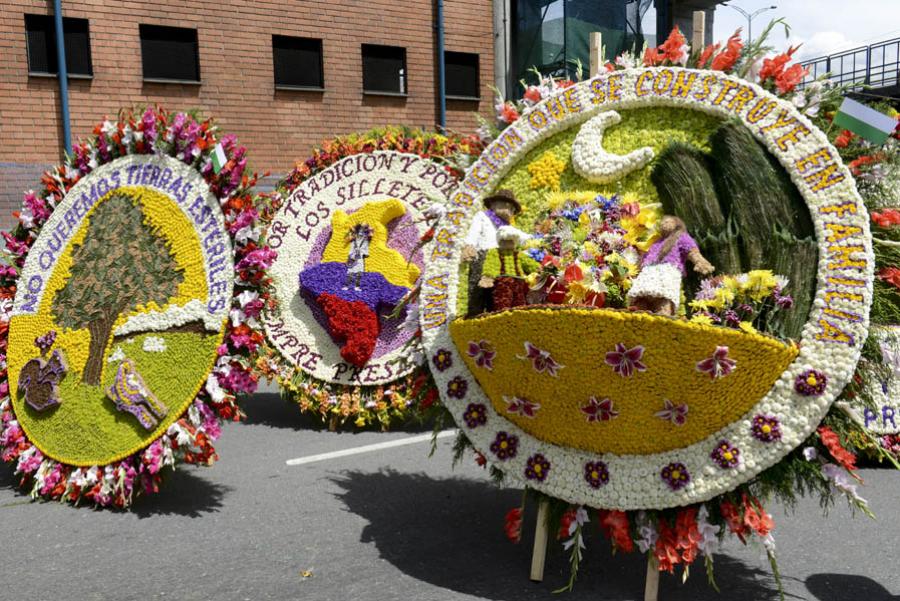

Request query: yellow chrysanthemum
[
  {"left": 739, "top": 321, "right": 757, "bottom": 334},
  {"left": 690, "top": 314, "right": 714, "bottom": 325},
  {"left": 527, "top": 151, "right": 566, "bottom": 191},
  {"left": 744, "top": 270, "right": 778, "bottom": 301}
]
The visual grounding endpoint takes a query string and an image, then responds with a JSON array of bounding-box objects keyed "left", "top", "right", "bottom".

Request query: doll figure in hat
[
  {"left": 478, "top": 225, "right": 540, "bottom": 312},
  {"left": 459, "top": 189, "right": 523, "bottom": 316}
]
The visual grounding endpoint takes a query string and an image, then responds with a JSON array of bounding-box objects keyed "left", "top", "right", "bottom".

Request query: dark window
[
  {"left": 139, "top": 24, "right": 200, "bottom": 82},
  {"left": 24, "top": 14, "right": 93, "bottom": 77},
  {"left": 445, "top": 51, "right": 479, "bottom": 99},
  {"left": 272, "top": 35, "right": 324, "bottom": 89},
  {"left": 361, "top": 44, "right": 406, "bottom": 94}
]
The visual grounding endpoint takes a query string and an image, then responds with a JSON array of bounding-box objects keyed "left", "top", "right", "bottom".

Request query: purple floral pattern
[
  {"left": 446, "top": 376, "right": 468, "bottom": 399},
  {"left": 466, "top": 340, "right": 496, "bottom": 370},
  {"left": 604, "top": 343, "right": 647, "bottom": 377},
  {"left": 654, "top": 399, "right": 688, "bottom": 426},
  {"left": 490, "top": 431, "right": 518, "bottom": 460},
  {"left": 695, "top": 346, "right": 736, "bottom": 379},
  {"left": 525, "top": 453, "right": 551, "bottom": 482},
  {"left": 505, "top": 395, "right": 541, "bottom": 418},
  {"left": 517, "top": 341, "right": 564, "bottom": 377},
  {"left": 751, "top": 414, "right": 782, "bottom": 443},
  {"left": 794, "top": 369, "right": 827, "bottom": 396},
  {"left": 584, "top": 461, "right": 610, "bottom": 489},
  {"left": 463, "top": 403, "right": 488, "bottom": 428},
  {"left": 432, "top": 349, "right": 453, "bottom": 372},
  {"left": 580, "top": 396, "right": 618, "bottom": 422},
  {"left": 710, "top": 440, "right": 740, "bottom": 469},
  {"left": 661, "top": 462, "right": 690, "bottom": 491}
]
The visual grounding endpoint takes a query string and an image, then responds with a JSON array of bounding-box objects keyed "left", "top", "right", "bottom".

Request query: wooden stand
[
  {"left": 529, "top": 500, "right": 550, "bottom": 582},
  {"left": 589, "top": 32, "right": 603, "bottom": 77},
  {"left": 644, "top": 554, "right": 660, "bottom": 601},
  {"left": 691, "top": 10, "right": 706, "bottom": 51}
]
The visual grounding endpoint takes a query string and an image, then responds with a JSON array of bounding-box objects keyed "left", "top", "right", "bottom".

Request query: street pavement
[{"left": 0, "top": 392, "right": 897, "bottom": 601}]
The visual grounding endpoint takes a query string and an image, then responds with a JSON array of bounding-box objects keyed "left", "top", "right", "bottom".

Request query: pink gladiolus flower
[
  {"left": 467, "top": 339, "right": 496, "bottom": 370},
  {"left": 655, "top": 399, "right": 688, "bottom": 425}
]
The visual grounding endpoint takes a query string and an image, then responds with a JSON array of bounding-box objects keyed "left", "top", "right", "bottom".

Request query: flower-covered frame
[{"left": 420, "top": 68, "right": 874, "bottom": 510}]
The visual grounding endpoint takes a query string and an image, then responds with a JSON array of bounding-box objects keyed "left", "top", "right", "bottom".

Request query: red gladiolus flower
[
  {"left": 659, "top": 26, "right": 688, "bottom": 64},
  {"left": 643, "top": 46, "right": 665, "bottom": 66},
  {"left": 720, "top": 499, "right": 749, "bottom": 542},
  {"left": 879, "top": 267, "right": 900, "bottom": 290},
  {"left": 742, "top": 493, "right": 774, "bottom": 537},
  {"left": 654, "top": 519, "right": 680, "bottom": 573},
  {"left": 710, "top": 30, "right": 743, "bottom": 71},
  {"left": 848, "top": 155, "right": 878, "bottom": 176},
  {"left": 557, "top": 508, "right": 577, "bottom": 539},
  {"left": 499, "top": 103, "right": 519, "bottom": 124},
  {"left": 523, "top": 86, "right": 542, "bottom": 104},
  {"left": 834, "top": 129, "right": 855, "bottom": 148},
  {"left": 872, "top": 209, "right": 900, "bottom": 228},
  {"left": 504, "top": 507, "right": 523, "bottom": 543},
  {"left": 599, "top": 509, "right": 634, "bottom": 553},
  {"left": 818, "top": 426, "right": 858, "bottom": 471},
  {"left": 697, "top": 42, "right": 720, "bottom": 68},
  {"left": 775, "top": 63, "right": 809, "bottom": 94},
  {"left": 758, "top": 45, "right": 799, "bottom": 82}
]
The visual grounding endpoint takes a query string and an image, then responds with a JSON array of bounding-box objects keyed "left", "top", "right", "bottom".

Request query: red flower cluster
[
  {"left": 317, "top": 293, "right": 381, "bottom": 367},
  {"left": 720, "top": 493, "right": 773, "bottom": 543},
  {"left": 598, "top": 509, "right": 634, "bottom": 553},
  {"left": 557, "top": 507, "right": 578, "bottom": 539},
  {"left": 818, "top": 426, "right": 858, "bottom": 471},
  {"left": 872, "top": 209, "right": 900, "bottom": 228},
  {"left": 644, "top": 26, "right": 689, "bottom": 66},
  {"left": 504, "top": 507, "right": 523, "bottom": 543},
  {"left": 654, "top": 507, "right": 703, "bottom": 572},
  {"left": 879, "top": 267, "right": 900, "bottom": 290},
  {"left": 834, "top": 129, "right": 855, "bottom": 148},
  {"left": 849, "top": 154, "right": 880, "bottom": 176},
  {"left": 698, "top": 30, "right": 744, "bottom": 72},
  {"left": 758, "top": 46, "right": 809, "bottom": 94}
]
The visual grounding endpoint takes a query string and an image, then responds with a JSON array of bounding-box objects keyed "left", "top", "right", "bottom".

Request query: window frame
[
  {"left": 361, "top": 43, "right": 408, "bottom": 97},
  {"left": 24, "top": 13, "right": 94, "bottom": 79},
  {"left": 272, "top": 34, "right": 325, "bottom": 92},
  {"left": 138, "top": 23, "right": 201, "bottom": 84},
  {"left": 444, "top": 50, "right": 480, "bottom": 101}
]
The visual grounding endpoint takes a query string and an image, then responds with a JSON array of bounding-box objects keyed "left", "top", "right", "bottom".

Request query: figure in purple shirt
[{"left": 627, "top": 215, "right": 714, "bottom": 316}]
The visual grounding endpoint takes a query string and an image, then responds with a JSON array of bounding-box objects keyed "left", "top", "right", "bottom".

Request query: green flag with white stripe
[
  {"left": 833, "top": 97, "right": 896, "bottom": 145},
  {"left": 211, "top": 143, "right": 228, "bottom": 174}
]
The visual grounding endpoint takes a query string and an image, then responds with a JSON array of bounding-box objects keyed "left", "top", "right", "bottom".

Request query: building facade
[{"left": 0, "top": 0, "right": 494, "bottom": 225}]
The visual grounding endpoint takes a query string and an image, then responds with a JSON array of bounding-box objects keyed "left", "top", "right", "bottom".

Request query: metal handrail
[{"left": 800, "top": 36, "right": 900, "bottom": 91}]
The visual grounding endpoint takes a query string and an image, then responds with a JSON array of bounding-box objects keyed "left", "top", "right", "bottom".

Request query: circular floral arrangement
[
  {"left": 254, "top": 127, "right": 482, "bottom": 428},
  {"left": 0, "top": 107, "right": 271, "bottom": 507},
  {"left": 422, "top": 66, "right": 873, "bottom": 510}
]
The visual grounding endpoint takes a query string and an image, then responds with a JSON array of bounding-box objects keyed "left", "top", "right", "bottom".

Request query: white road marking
[{"left": 285, "top": 429, "right": 458, "bottom": 466}]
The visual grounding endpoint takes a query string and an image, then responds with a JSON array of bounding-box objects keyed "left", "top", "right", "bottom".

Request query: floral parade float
[
  {"left": 0, "top": 107, "right": 272, "bottom": 507},
  {"left": 419, "top": 25, "right": 899, "bottom": 595},
  {"left": 255, "top": 128, "right": 481, "bottom": 429}
]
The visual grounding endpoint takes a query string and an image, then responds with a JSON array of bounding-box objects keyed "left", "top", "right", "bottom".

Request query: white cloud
[{"left": 789, "top": 31, "right": 860, "bottom": 61}]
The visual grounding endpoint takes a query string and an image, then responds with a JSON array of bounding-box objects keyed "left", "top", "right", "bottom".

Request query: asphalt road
[{"left": 0, "top": 392, "right": 897, "bottom": 601}]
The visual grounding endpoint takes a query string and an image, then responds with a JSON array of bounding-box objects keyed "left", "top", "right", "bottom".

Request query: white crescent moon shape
[{"left": 571, "top": 110, "right": 655, "bottom": 184}]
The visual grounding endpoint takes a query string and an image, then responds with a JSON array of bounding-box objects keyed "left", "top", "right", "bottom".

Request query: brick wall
[{"left": 0, "top": 0, "right": 494, "bottom": 228}]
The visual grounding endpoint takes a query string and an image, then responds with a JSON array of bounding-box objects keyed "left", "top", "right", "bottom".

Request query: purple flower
[
  {"left": 490, "top": 431, "right": 518, "bottom": 460},
  {"left": 432, "top": 349, "right": 453, "bottom": 372},
  {"left": 604, "top": 343, "right": 647, "bottom": 377},
  {"left": 466, "top": 340, "right": 496, "bottom": 370},
  {"left": 141, "top": 107, "right": 158, "bottom": 146},
  {"left": 505, "top": 395, "right": 541, "bottom": 418},
  {"left": 654, "top": 399, "right": 688, "bottom": 425},
  {"left": 794, "top": 369, "right": 827, "bottom": 396},
  {"left": 446, "top": 376, "right": 468, "bottom": 399},
  {"left": 751, "top": 414, "right": 781, "bottom": 443},
  {"left": 217, "top": 367, "right": 257, "bottom": 394},
  {"left": 463, "top": 403, "right": 488, "bottom": 428},
  {"left": 581, "top": 396, "right": 618, "bottom": 422},
  {"left": 710, "top": 440, "right": 740, "bottom": 469},
  {"left": 775, "top": 293, "right": 794, "bottom": 309},
  {"left": 661, "top": 462, "right": 690, "bottom": 491},
  {"left": 584, "top": 461, "right": 609, "bottom": 489},
  {"left": 696, "top": 346, "right": 736, "bottom": 379},
  {"left": 525, "top": 454, "right": 551, "bottom": 482},
  {"left": 723, "top": 309, "right": 740, "bottom": 327},
  {"left": 34, "top": 330, "right": 57, "bottom": 355},
  {"left": 517, "top": 341, "right": 564, "bottom": 377},
  {"left": 236, "top": 248, "right": 277, "bottom": 271}
]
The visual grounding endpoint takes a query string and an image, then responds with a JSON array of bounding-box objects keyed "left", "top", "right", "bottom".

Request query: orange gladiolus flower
[
  {"left": 697, "top": 42, "right": 720, "bottom": 68},
  {"left": 775, "top": 63, "right": 809, "bottom": 94},
  {"left": 710, "top": 30, "right": 743, "bottom": 71},
  {"left": 872, "top": 208, "right": 900, "bottom": 228},
  {"left": 758, "top": 45, "right": 799, "bottom": 82}
]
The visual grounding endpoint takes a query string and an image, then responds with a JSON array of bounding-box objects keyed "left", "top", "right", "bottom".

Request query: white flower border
[
  {"left": 420, "top": 68, "right": 874, "bottom": 510},
  {"left": 264, "top": 151, "right": 451, "bottom": 386}
]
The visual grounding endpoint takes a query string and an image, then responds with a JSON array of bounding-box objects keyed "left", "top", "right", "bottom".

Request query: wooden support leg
[
  {"left": 645, "top": 554, "right": 660, "bottom": 601},
  {"left": 529, "top": 500, "right": 550, "bottom": 582}
]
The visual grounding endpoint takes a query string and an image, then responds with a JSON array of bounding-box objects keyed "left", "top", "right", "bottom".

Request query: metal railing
[{"left": 801, "top": 36, "right": 900, "bottom": 91}]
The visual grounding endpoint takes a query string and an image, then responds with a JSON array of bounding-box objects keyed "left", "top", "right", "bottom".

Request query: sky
[{"left": 711, "top": 0, "right": 900, "bottom": 60}]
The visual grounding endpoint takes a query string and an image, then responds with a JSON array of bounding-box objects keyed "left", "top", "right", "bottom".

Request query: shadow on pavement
[
  {"left": 807, "top": 574, "right": 898, "bottom": 601},
  {"left": 332, "top": 469, "right": 782, "bottom": 601},
  {"left": 132, "top": 468, "right": 231, "bottom": 518}
]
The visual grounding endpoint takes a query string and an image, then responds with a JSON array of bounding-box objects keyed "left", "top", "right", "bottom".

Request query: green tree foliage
[{"left": 52, "top": 193, "right": 184, "bottom": 385}]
